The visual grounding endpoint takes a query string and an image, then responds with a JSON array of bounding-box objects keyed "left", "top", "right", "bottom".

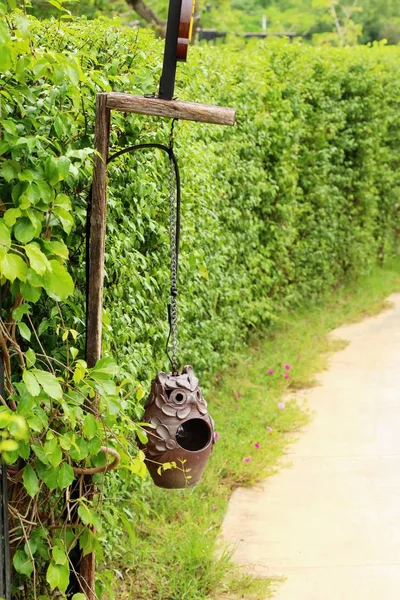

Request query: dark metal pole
[{"left": 159, "top": 0, "right": 183, "bottom": 100}]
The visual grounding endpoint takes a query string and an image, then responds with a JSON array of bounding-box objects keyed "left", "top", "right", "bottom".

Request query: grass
[{"left": 108, "top": 259, "right": 400, "bottom": 600}]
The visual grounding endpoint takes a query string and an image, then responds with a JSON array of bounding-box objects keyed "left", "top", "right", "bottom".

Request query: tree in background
[{"left": 26, "top": 0, "right": 400, "bottom": 45}]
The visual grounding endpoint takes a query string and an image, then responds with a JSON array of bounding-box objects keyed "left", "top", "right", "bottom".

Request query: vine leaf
[
  {"left": 46, "top": 560, "right": 70, "bottom": 593},
  {"left": 17, "top": 322, "right": 31, "bottom": 341},
  {"left": 83, "top": 414, "right": 97, "bottom": 440},
  {"left": 31, "top": 369, "right": 63, "bottom": 400},
  {"left": 0, "top": 253, "right": 28, "bottom": 282},
  {"left": 24, "top": 242, "right": 51, "bottom": 275},
  {"left": 14, "top": 217, "right": 36, "bottom": 244},
  {"left": 58, "top": 463, "right": 74, "bottom": 490},
  {"left": 23, "top": 464, "right": 39, "bottom": 498},
  {"left": 13, "top": 549, "right": 34, "bottom": 576},
  {"left": 0, "top": 221, "right": 11, "bottom": 248},
  {"left": 43, "top": 259, "right": 74, "bottom": 301},
  {"left": 23, "top": 370, "right": 40, "bottom": 396},
  {"left": 52, "top": 544, "right": 68, "bottom": 566}
]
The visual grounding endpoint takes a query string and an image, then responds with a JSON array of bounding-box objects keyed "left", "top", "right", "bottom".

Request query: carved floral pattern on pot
[{"left": 140, "top": 365, "right": 215, "bottom": 488}]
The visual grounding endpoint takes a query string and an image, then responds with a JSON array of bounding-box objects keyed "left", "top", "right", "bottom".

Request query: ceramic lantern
[{"left": 140, "top": 365, "right": 215, "bottom": 488}]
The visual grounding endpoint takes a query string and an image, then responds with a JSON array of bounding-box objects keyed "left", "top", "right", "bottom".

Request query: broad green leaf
[
  {"left": 0, "top": 45, "right": 12, "bottom": 73},
  {"left": 23, "top": 370, "right": 40, "bottom": 396},
  {"left": 52, "top": 544, "right": 67, "bottom": 566},
  {"left": 1, "top": 162, "right": 16, "bottom": 182},
  {"left": 44, "top": 157, "right": 60, "bottom": 185},
  {"left": 14, "top": 217, "right": 36, "bottom": 244},
  {"left": 27, "top": 268, "right": 43, "bottom": 287},
  {"left": 24, "top": 537, "right": 38, "bottom": 557},
  {"left": 72, "top": 594, "right": 87, "bottom": 600},
  {"left": 43, "top": 239, "right": 68, "bottom": 259},
  {"left": 23, "top": 465, "right": 39, "bottom": 498},
  {"left": 88, "top": 437, "right": 102, "bottom": 455},
  {"left": 32, "top": 443, "right": 49, "bottom": 464},
  {"left": 83, "top": 414, "right": 98, "bottom": 440},
  {"left": 27, "top": 414, "right": 45, "bottom": 433},
  {"left": 43, "top": 260, "right": 74, "bottom": 301},
  {"left": 57, "top": 463, "right": 74, "bottom": 490},
  {"left": 1, "top": 121, "right": 16, "bottom": 136},
  {"left": 18, "top": 169, "right": 35, "bottom": 182},
  {"left": 53, "top": 206, "right": 74, "bottom": 234},
  {"left": 46, "top": 561, "right": 70, "bottom": 593},
  {"left": 70, "top": 346, "right": 79, "bottom": 361},
  {"left": 24, "top": 242, "right": 51, "bottom": 275},
  {"left": 40, "top": 466, "right": 59, "bottom": 490},
  {"left": 16, "top": 393, "right": 34, "bottom": 416},
  {"left": 136, "top": 387, "right": 145, "bottom": 400},
  {"left": 17, "top": 322, "right": 31, "bottom": 341},
  {"left": 58, "top": 156, "right": 71, "bottom": 179},
  {"left": 25, "top": 348, "right": 36, "bottom": 367},
  {"left": 44, "top": 438, "right": 62, "bottom": 468},
  {"left": 73, "top": 361, "right": 86, "bottom": 384},
  {"left": 0, "top": 253, "right": 28, "bottom": 282},
  {"left": 13, "top": 549, "right": 34, "bottom": 576},
  {"left": 31, "top": 369, "right": 62, "bottom": 400},
  {"left": 79, "top": 528, "right": 96, "bottom": 557},
  {"left": 54, "top": 193, "right": 72, "bottom": 210},
  {"left": 35, "top": 180, "right": 54, "bottom": 204},
  {"left": 20, "top": 281, "right": 42, "bottom": 303},
  {"left": 0, "top": 439, "right": 18, "bottom": 452},
  {"left": 92, "top": 357, "right": 119, "bottom": 376},
  {"left": 0, "top": 221, "right": 11, "bottom": 248},
  {"left": 12, "top": 303, "right": 30, "bottom": 321},
  {"left": 3, "top": 208, "right": 21, "bottom": 227},
  {"left": 77, "top": 503, "right": 93, "bottom": 526}
]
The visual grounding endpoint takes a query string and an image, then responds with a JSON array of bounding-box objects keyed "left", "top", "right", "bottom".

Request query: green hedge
[
  {"left": 3, "top": 17, "right": 400, "bottom": 382},
  {"left": 1, "top": 9, "right": 400, "bottom": 596}
]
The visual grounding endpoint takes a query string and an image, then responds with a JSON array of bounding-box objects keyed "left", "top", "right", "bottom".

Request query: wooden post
[
  {"left": 80, "top": 93, "right": 110, "bottom": 599},
  {"left": 86, "top": 93, "right": 111, "bottom": 369}
]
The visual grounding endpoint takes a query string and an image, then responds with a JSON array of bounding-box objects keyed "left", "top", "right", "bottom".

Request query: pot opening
[{"left": 176, "top": 419, "right": 211, "bottom": 451}]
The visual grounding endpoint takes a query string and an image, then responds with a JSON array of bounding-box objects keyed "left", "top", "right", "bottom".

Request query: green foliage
[
  {"left": 1, "top": 5, "right": 400, "bottom": 598},
  {"left": 200, "top": 0, "right": 400, "bottom": 44}
]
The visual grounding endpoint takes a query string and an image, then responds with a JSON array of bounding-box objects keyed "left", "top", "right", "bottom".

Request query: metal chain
[{"left": 168, "top": 123, "right": 179, "bottom": 374}]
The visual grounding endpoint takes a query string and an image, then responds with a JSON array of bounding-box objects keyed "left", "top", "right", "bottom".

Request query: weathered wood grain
[
  {"left": 106, "top": 93, "right": 236, "bottom": 126},
  {"left": 86, "top": 93, "right": 110, "bottom": 370},
  {"left": 81, "top": 92, "right": 111, "bottom": 600}
]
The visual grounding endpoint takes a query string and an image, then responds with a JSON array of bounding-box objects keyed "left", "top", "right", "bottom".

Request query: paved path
[{"left": 221, "top": 294, "right": 400, "bottom": 599}]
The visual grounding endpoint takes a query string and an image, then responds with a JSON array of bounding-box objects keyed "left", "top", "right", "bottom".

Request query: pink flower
[
  {"left": 214, "top": 432, "right": 220, "bottom": 440},
  {"left": 211, "top": 505, "right": 217, "bottom": 511},
  {"left": 268, "top": 369, "right": 275, "bottom": 375},
  {"left": 284, "top": 373, "right": 290, "bottom": 380},
  {"left": 254, "top": 442, "right": 260, "bottom": 449},
  {"left": 278, "top": 402, "right": 285, "bottom": 409},
  {"left": 285, "top": 364, "right": 291, "bottom": 370},
  {"left": 237, "top": 393, "right": 243, "bottom": 398},
  {"left": 267, "top": 426, "right": 273, "bottom": 433},
  {"left": 234, "top": 405, "right": 239, "bottom": 410},
  {"left": 243, "top": 457, "right": 251, "bottom": 463}
]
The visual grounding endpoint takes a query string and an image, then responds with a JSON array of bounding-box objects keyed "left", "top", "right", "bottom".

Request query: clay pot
[{"left": 140, "top": 365, "right": 215, "bottom": 488}]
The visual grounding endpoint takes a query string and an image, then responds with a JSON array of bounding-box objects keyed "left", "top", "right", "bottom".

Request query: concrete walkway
[{"left": 221, "top": 294, "right": 400, "bottom": 600}]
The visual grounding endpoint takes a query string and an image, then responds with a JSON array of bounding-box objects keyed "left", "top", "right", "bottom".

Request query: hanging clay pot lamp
[{"left": 140, "top": 366, "right": 215, "bottom": 488}]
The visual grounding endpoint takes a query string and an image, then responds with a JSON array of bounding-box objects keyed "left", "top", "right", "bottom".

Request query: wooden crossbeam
[{"left": 106, "top": 93, "right": 236, "bottom": 126}]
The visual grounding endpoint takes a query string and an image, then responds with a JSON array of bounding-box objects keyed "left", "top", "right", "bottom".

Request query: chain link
[{"left": 168, "top": 148, "right": 179, "bottom": 374}]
